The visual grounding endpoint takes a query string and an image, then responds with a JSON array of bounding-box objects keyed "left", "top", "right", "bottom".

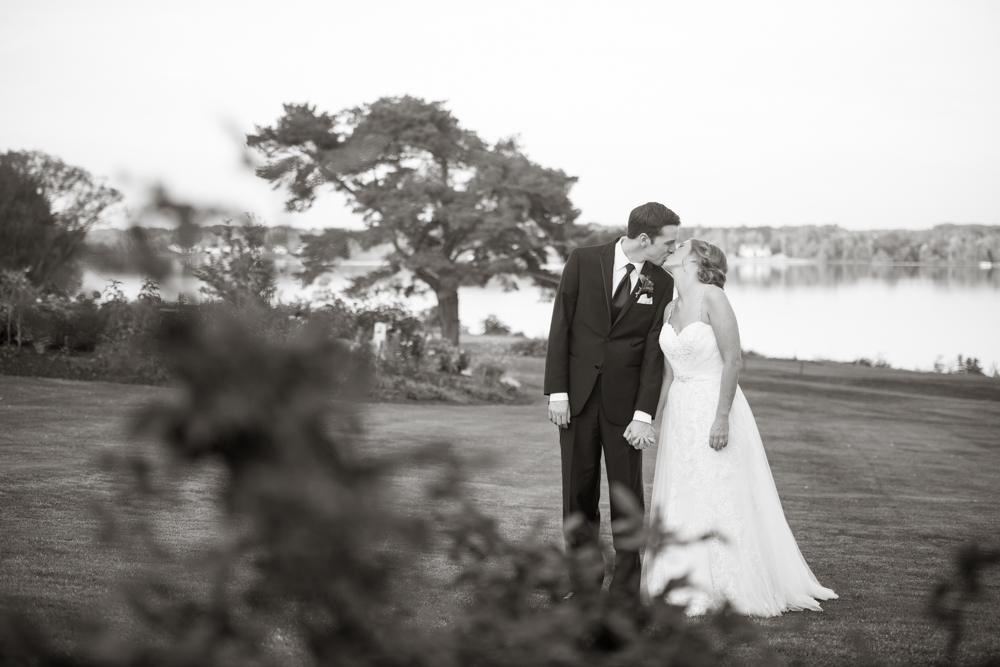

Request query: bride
[{"left": 640, "top": 239, "right": 838, "bottom": 617}]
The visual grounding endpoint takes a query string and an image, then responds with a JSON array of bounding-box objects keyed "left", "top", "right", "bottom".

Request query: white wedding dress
[{"left": 641, "top": 298, "right": 838, "bottom": 617}]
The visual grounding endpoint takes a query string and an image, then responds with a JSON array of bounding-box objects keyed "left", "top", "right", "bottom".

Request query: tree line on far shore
[
  {"left": 575, "top": 222, "right": 1000, "bottom": 265},
  {"left": 85, "top": 220, "right": 1000, "bottom": 268}
]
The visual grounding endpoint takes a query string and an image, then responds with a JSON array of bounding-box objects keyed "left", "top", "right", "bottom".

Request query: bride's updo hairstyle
[{"left": 688, "top": 239, "right": 728, "bottom": 289}]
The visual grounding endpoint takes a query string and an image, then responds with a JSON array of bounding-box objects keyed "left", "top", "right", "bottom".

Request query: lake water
[{"left": 81, "top": 259, "right": 1000, "bottom": 373}]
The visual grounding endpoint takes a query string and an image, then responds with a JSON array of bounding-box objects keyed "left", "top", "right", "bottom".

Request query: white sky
[{"left": 2, "top": 0, "right": 998, "bottom": 231}]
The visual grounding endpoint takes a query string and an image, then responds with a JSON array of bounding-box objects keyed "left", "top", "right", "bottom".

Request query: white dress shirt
[{"left": 550, "top": 238, "right": 652, "bottom": 424}]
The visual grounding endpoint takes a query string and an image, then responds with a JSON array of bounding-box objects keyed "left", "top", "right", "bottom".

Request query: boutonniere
[{"left": 636, "top": 274, "right": 655, "bottom": 298}]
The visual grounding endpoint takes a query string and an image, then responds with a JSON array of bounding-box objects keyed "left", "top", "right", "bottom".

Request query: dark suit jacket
[{"left": 544, "top": 239, "right": 673, "bottom": 425}]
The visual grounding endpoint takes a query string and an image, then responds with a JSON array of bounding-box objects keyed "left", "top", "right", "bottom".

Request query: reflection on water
[
  {"left": 80, "top": 259, "right": 1000, "bottom": 373},
  {"left": 723, "top": 262, "right": 998, "bottom": 373},
  {"left": 729, "top": 261, "right": 1000, "bottom": 290}
]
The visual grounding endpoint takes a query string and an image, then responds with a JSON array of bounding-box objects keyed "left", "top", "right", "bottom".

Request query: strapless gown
[{"left": 640, "top": 318, "right": 838, "bottom": 617}]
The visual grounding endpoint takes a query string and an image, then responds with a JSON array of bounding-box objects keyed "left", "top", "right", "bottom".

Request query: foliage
[
  {"left": 672, "top": 223, "right": 1000, "bottom": 264},
  {"left": 855, "top": 356, "right": 892, "bottom": 369},
  {"left": 954, "top": 354, "right": 985, "bottom": 376},
  {"left": 3, "top": 307, "right": 1000, "bottom": 665},
  {"left": 192, "top": 217, "right": 278, "bottom": 307},
  {"left": 481, "top": 314, "right": 513, "bottom": 336},
  {"left": 0, "top": 161, "right": 60, "bottom": 287},
  {"left": 424, "top": 337, "right": 470, "bottom": 374},
  {"left": 92, "top": 278, "right": 172, "bottom": 383},
  {"left": 294, "top": 227, "right": 355, "bottom": 286},
  {"left": 0, "top": 309, "right": 748, "bottom": 667},
  {"left": 46, "top": 292, "right": 105, "bottom": 351},
  {"left": 0, "top": 149, "right": 122, "bottom": 288},
  {"left": 508, "top": 338, "right": 548, "bottom": 357},
  {"left": 247, "top": 97, "right": 580, "bottom": 344},
  {"left": 932, "top": 355, "right": 990, "bottom": 376},
  {"left": 929, "top": 543, "right": 1000, "bottom": 667},
  {"left": 470, "top": 343, "right": 513, "bottom": 388},
  {"left": 0, "top": 283, "right": 524, "bottom": 402},
  {"left": 0, "top": 269, "right": 38, "bottom": 347}
]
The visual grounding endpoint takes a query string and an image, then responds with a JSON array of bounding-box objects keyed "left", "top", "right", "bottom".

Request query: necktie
[{"left": 611, "top": 264, "right": 635, "bottom": 322}]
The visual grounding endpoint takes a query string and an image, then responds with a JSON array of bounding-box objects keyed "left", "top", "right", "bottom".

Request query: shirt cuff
[
  {"left": 633, "top": 410, "right": 652, "bottom": 424},
  {"left": 549, "top": 393, "right": 569, "bottom": 403}
]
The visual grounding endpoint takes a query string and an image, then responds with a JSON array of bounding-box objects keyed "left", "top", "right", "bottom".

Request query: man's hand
[
  {"left": 548, "top": 400, "right": 571, "bottom": 429},
  {"left": 624, "top": 420, "right": 655, "bottom": 449}
]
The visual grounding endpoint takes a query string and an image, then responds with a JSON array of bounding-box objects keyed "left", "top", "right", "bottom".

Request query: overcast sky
[{"left": 2, "top": 0, "right": 998, "bottom": 231}]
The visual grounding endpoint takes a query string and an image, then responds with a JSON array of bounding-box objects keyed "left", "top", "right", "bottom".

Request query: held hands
[
  {"left": 709, "top": 416, "right": 730, "bottom": 450},
  {"left": 548, "top": 400, "right": 571, "bottom": 429},
  {"left": 624, "top": 420, "right": 656, "bottom": 449}
]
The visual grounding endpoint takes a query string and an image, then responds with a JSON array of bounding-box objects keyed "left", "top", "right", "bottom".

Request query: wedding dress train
[{"left": 641, "top": 302, "right": 837, "bottom": 617}]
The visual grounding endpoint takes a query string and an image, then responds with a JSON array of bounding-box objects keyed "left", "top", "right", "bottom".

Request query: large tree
[
  {"left": 0, "top": 150, "right": 122, "bottom": 288},
  {"left": 248, "top": 96, "right": 579, "bottom": 344},
  {"left": 0, "top": 160, "right": 57, "bottom": 283}
]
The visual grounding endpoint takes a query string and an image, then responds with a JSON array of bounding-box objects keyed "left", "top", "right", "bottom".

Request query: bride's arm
[
  {"left": 705, "top": 286, "right": 742, "bottom": 451},
  {"left": 654, "top": 303, "right": 675, "bottom": 425},
  {"left": 654, "top": 356, "right": 674, "bottom": 424}
]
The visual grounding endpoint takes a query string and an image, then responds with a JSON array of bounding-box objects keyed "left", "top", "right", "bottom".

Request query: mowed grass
[{"left": 1, "top": 355, "right": 999, "bottom": 666}]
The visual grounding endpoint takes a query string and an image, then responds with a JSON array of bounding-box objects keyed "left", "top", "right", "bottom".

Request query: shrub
[
  {"left": 1, "top": 279, "right": 524, "bottom": 403},
  {"left": 424, "top": 337, "right": 470, "bottom": 374},
  {"left": 354, "top": 300, "right": 425, "bottom": 373},
  {"left": 481, "top": 313, "right": 512, "bottom": 336},
  {"left": 471, "top": 343, "right": 513, "bottom": 389},
  {"left": 192, "top": 217, "right": 277, "bottom": 307},
  {"left": 0, "top": 309, "right": 750, "bottom": 666},
  {"left": 0, "top": 268, "right": 38, "bottom": 347},
  {"left": 855, "top": 356, "right": 891, "bottom": 369},
  {"left": 43, "top": 292, "right": 105, "bottom": 351},
  {"left": 509, "top": 337, "right": 548, "bottom": 357}
]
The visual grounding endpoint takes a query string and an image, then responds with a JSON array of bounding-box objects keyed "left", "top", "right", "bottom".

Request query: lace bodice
[{"left": 659, "top": 298, "right": 724, "bottom": 382}]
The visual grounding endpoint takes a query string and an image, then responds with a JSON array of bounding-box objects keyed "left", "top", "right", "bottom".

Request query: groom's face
[{"left": 644, "top": 225, "right": 680, "bottom": 264}]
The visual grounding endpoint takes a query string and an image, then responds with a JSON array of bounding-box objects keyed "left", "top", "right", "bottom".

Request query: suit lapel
[
  {"left": 611, "top": 260, "right": 653, "bottom": 329},
  {"left": 600, "top": 241, "right": 617, "bottom": 324}
]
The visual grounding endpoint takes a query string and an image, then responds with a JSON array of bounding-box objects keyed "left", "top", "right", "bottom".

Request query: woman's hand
[{"left": 709, "top": 416, "right": 730, "bottom": 451}]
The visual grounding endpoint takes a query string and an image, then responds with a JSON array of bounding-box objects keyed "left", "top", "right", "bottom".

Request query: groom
[{"left": 544, "top": 202, "right": 679, "bottom": 597}]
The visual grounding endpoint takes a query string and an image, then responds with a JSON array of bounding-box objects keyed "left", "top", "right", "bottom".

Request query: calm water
[{"left": 81, "top": 260, "right": 1000, "bottom": 373}]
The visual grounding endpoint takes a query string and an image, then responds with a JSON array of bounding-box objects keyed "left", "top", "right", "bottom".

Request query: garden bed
[{"left": 0, "top": 346, "right": 530, "bottom": 405}]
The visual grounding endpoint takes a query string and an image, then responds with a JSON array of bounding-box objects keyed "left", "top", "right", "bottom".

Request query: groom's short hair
[{"left": 627, "top": 202, "right": 680, "bottom": 240}]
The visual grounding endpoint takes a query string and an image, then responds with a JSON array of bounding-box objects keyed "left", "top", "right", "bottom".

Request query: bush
[
  {"left": 855, "top": 356, "right": 891, "bottom": 369},
  {"left": 0, "top": 281, "right": 526, "bottom": 403},
  {"left": 481, "top": 313, "right": 512, "bottom": 336},
  {"left": 0, "top": 309, "right": 751, "bottom": 666},
  {"left": 2, "top": 303, "right": 998, "bottom": 666},
  {"left": 509, "top": 337, "right": 548, "bottom": 357},
  {"left": 192, "top": 218, "right": 277, "bottom": 307},
  {"left": 470, "top": 343, "right": 514, "bottom": 389},
  {"left": 424, "top": 337, "right": 470, "bottom": 374}
]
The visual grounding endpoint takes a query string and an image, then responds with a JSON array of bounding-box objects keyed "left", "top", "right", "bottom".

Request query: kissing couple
[{"left": 543, "top": 202, "right": 837, "bottom": 616}]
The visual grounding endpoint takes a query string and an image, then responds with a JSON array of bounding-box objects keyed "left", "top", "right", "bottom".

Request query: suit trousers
[{"left": 559, "top": 374, "right": 644, "bottom": 597}]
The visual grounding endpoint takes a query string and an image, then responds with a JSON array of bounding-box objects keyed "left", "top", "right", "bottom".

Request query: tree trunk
[
  {"left": 3, "top": 286, "right": 10, "bottom": 346},
  {"left": 436, "top": 287, "right": 461, "bottom": 346}
]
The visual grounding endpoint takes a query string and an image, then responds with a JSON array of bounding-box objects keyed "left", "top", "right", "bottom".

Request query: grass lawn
[{"left": 2, "top": 355, "right": 999, "bottom": 665}]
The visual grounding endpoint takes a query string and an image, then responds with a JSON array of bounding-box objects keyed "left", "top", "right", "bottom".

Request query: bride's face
[{"left": 660, "top": 240, "right": 691, "bottom": 270}]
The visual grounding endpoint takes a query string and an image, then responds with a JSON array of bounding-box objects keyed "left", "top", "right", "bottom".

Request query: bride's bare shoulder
[
  {"left": 703, "top": 285, "right": 728, "bottom": 303},
  {"left": 703, "top": 286, "right": 735, "bottom": 317}
]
